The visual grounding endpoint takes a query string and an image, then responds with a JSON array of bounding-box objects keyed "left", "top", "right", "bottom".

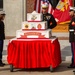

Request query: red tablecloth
[{"left": 7, "top": 38, "right": 61, "bottom": 69}]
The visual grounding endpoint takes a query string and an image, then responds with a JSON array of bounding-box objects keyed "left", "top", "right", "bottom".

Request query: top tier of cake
[{"left": 27, "top": 11, "right": 43, "bottom": 22}]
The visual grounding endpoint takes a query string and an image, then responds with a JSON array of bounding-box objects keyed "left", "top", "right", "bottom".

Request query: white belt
[{"left": 69, "top": 29, "right": 74, "bottom": 31}]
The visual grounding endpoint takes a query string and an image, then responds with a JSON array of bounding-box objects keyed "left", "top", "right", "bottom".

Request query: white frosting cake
[
  {"left": 16, "top": 11, "right": 52, "bottom": 39},
  {"left": 22, "top": 21, "right": 47, "bottom": 30},
  {"left": 16, "top": 29, "right": 52, "bottom": 39}
]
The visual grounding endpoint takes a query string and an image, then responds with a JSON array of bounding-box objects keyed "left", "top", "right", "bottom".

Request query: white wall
[{"left": 4, "top": 0, "right": 26, "bottom": 36}]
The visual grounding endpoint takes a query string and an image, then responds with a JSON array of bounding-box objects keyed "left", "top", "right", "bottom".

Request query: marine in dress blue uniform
[
  {"left": 0, "top": 11, "right": 6, "bottom": 67},
  {"left": 41, "top": 3, "right": 57, "bottom": 29},
  {"left": 68, "top": 7, "right": 75, "bottom": 68}
]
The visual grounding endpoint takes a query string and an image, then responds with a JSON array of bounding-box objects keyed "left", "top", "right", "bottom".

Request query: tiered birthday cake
[{"left": 16, "top": 11, "right": 52, "bottom": 39}]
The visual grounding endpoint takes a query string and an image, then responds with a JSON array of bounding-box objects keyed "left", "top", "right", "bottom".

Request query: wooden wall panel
[{"left": 27, "top": 0, "right": 35, "bottom": 13}]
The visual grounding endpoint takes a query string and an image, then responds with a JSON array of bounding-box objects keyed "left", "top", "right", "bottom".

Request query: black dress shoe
[
  {"left": 73, "top": 70, "right": 75, "bottom": 72},
  {"left": 68, "top": 65, "right": 75, "bottom": 68},
  {"left": 0, "top": 63, "right": 5, "bottom": 67},
  {"left": 2, "top": 63, "right": 5, "bottom": 65}
]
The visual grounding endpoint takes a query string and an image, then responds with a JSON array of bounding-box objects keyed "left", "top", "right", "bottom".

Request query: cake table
[{"left": 7, "top": 37, "right": 61, "bottom": 72}]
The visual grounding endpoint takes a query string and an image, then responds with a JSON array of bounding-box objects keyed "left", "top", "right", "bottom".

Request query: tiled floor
[{"left": 0, "top": 61, "right": 75, "bottom": 75}]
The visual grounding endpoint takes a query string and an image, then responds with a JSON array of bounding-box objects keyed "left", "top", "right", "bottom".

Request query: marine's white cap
[
  {"left": 41, "top": 3, "right": 48, "bottom": 8},
  {"left": 0, "top": 11, "right": 6, "bottom": 15},
  {"left": 70, "top": 6, "right": 75, "bottom": 11}
]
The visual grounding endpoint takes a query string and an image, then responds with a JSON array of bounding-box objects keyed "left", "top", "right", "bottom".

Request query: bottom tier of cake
[{"left": 16, "top": 29, "right": 52, "bottom": 39}]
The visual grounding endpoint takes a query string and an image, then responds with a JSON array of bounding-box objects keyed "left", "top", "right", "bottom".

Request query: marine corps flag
[{"left": 53, "top": 0, "right": 71, "bottom": 24}]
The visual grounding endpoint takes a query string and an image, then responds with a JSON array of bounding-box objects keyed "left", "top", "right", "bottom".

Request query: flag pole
[{"left": 22, "top": 0, "right": 27, "bottom": 21}]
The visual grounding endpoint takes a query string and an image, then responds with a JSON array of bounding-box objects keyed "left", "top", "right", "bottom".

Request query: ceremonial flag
[
  {"left": 69, "top": 0, "right": 73, "bottom": 6},
  {"left": 48, "top": 0, "right": 59, "bottom": 9},
  {"left": 34, "top": 0, "right": 54, "bottom": 13},
  {"left": 53, "top": 0, "right": 72, "bottom": 24}
]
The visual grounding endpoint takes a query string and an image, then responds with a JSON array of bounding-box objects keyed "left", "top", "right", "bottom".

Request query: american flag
[{"left": 34, "top": 0, "right": 54, "bottom": 14}]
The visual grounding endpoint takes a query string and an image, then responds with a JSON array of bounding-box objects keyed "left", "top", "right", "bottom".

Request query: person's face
[
  {"left": 0, "top": 14, "right": 5, "bottom": 21},
  {"left": 42, "top": 8, "right": 48, "bottom": 14},
  {"left": 69, "top": 11, "right": 74, "bottom": 17}
]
